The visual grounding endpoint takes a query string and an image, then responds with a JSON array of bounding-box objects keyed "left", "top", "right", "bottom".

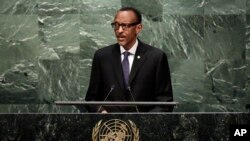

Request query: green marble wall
[{"left": 0, "top": 0, "right": 249, "bottom": 113}]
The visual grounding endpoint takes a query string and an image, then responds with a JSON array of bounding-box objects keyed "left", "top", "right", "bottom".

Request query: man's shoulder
[
  {"left": 95, "top": 43, "right": 118, "bottom": 55},
  {"left": 139, "top": 41, "right": 165, "bottom": 55}
]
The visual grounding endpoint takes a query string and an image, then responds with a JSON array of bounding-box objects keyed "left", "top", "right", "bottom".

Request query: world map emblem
[{"left": 92, "top": 119, "right": 139, "bottom": 141}]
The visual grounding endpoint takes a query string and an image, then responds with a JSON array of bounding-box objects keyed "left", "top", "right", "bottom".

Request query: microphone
[
  {"left": 127, "top": 86, "right": 139, "bottom": 113},
  {"left": 97, "top": 85, "right": 115, "bottom": 112}
]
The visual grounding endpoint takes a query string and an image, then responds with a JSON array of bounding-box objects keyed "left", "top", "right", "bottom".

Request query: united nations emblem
[{"left": 92, "top": 119, "right": 139, "bottom": 141}]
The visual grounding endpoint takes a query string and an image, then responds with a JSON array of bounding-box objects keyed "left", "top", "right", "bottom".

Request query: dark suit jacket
[{"left": 85, "top": 40, "right": 173, "bottom": 112}]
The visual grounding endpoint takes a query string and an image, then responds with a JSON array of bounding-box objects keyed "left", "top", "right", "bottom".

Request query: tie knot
[{"left": 123, "top": 51, "right": 130, "bottom": 57}]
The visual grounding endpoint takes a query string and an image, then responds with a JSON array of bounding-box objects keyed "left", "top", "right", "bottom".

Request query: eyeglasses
[{"left": 111, "top": 22, "right": 140, "bottom": 30}]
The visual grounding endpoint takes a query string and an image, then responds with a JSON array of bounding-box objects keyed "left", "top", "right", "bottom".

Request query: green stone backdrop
[{"left": 0, "top": 0, "right": 249, "bottom": 113}]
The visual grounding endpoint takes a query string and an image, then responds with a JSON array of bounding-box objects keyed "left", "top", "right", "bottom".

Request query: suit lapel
[
  {"left": 129, "top": 41, "right": 148, "bottom": 85},
  {"left": 111, "top": 41, "right": 148, "bottom": 88},
  {"left": 111, "top": 44, "right": 125, "bottom": 89}
]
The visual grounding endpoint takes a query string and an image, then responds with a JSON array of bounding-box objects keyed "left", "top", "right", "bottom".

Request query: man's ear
[{"left": 136, "top": 24, "right": 143, "bottom": 34}]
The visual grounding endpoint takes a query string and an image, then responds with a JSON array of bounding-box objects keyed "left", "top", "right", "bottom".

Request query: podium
[{"left": 0, "top": 111, "right": 248, "bottom": 140}]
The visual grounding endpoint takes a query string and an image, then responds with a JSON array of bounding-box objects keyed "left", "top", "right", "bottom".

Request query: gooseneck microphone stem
[
  {"left": 97, "top": 85, "right": 115, "bottom": 113},
  {"left": 127, "top": 86, "right": 139, "bottom": 113}
]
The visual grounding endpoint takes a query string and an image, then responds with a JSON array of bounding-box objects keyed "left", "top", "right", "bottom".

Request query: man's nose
[{"left": 117, "top": 26, "right": 124, "bottom": 32}]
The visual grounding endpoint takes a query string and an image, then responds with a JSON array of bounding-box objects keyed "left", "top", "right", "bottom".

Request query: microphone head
[
  {"left": 127, "top": 86, "right": 131, "bottom": 91},
  {"left": 111, "top": 85, "right": 115, "bottom": 89}
]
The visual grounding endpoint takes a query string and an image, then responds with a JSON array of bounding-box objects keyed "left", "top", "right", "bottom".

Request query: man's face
[{"left": 113, "top": 11, "right": 142, "bottom": 50}]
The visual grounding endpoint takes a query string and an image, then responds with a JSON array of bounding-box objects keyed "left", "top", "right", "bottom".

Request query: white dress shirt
[{"left": 120, "top": 39, "right": 138, "bottom": 73}]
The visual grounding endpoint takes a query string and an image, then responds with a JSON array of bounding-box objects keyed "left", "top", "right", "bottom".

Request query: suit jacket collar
[{"left": 129, "top": 40, "right": 148, "bottom": 85}]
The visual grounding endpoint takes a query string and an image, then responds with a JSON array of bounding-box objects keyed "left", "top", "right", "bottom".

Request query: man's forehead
[{"left": 114, "top": 11, "right": 137, "bottom": 21}]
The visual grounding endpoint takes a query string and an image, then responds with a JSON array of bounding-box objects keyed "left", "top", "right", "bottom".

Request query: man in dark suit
[{"left": 85, "top": 7, "right": 173, "bottom": 113}]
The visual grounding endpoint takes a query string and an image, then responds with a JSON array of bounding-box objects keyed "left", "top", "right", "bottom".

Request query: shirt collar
[{"left": 120, "top": 39, "right": 138, "bottom": 55}]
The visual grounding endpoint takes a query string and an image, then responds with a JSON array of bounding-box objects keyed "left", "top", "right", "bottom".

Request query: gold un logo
[{"left": 92, "top": 119, "right": 139, "bottom": 141}]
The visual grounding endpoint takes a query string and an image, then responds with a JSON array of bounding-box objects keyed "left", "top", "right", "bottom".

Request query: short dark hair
[{"left": 118, "top": 7, "right": 142, "bottom": 23}]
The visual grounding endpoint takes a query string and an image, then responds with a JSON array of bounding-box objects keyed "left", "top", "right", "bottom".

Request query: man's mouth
[{"left": 117, "top": 36, "right": 126, "bottom": 40}]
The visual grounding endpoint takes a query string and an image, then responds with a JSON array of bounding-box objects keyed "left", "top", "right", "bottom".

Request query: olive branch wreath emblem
[{"left": 92, "top": 119, "right": 139, "bottom": 141}]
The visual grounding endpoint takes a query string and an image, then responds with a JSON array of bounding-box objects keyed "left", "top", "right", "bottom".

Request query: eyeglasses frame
[{"left": 111, "top": 22, "right": 140, "bottom": 30}]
